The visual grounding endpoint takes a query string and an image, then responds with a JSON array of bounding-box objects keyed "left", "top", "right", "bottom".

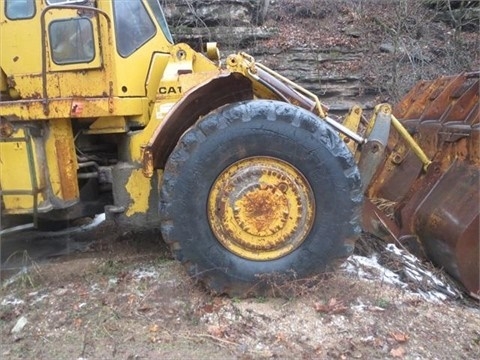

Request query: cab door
[{"left": 43, "top": 2, "right": 107, "bottom": 98}]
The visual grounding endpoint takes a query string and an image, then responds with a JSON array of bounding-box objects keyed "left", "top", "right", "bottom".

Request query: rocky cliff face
[{"left": 163, "top": 0, "right": 478, "bottom": 111}]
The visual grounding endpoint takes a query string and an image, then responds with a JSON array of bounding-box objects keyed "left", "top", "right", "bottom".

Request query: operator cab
[{"left": 1, "top": 0, "right": 175, "bottom": 100}]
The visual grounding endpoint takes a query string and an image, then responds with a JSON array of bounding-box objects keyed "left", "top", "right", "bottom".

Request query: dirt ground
[{"left": 1, "top": 221, "right": 479, "bottom": 360}]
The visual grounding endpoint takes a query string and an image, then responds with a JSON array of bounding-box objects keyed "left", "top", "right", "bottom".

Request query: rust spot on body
[{"left": 55, "top": 139, "right": 78, "bottom": 200}]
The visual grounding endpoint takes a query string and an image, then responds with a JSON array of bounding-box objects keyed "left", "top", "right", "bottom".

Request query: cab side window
[
  {"left": 113, "top": 0, "right": 156, "bottom": 57},
  {"left": 146, "top": 0, "right": 174, "bottom": 44},
  {"left": 5, "top": 0, "right": 35, "bottom": 20},
  {"left": 49, "top": 18, "right": 95, "bottom": 64}
]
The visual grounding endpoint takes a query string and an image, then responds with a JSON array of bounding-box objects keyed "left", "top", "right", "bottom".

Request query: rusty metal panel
[{"left": 55, "top": 138, "right": 78, "bottom": 201}]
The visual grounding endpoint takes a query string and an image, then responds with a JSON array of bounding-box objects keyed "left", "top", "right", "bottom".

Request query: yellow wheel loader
[{"left": 1, "top": 0, "right": 478, "bottom": 297}]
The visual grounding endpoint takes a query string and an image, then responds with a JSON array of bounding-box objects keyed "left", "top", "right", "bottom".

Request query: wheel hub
[{"left": 208, "top": 156, "right": 315, "bottom": 261}]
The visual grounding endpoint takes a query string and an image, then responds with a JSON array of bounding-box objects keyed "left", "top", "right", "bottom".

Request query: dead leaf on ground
[
  {"left": 314, "top": 298, "right": 348, "bottom": 314},
  {"left": 138, "top": 305, "right": 153, "bottom": 313},
  {"left": 390, "top": 332, "right": 409, "bottom": 343},
  {"left": 390, "top": 346, "right": 406, "bottom": 358},
  {"left": 196, "top": 297, "right": 226, "bottom": 315},
  {"left": 149, "top": 324, "right": 159, "bottom": 333},
  {"left": 127, "top": 294, "right": 136, "bottom": 306},
  {"left": 207, "top": 325, "right": 226, "bottom": 338},
  {"left": 275, "top": 332, "right": 287, "bottom": 343},
  {"left": 148, "top": 335, "right": 157, "bottom": 343}
]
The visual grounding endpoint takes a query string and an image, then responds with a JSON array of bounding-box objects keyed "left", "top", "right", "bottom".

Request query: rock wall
[
  {"left": 163, "top": 0, "right": 272, "bottom": 48},
  {"left": 162, "top": 0, "right": 478, "bottom": 111},
  {"left": 163, "top": 0, "right": 370, "bottom": 111}
]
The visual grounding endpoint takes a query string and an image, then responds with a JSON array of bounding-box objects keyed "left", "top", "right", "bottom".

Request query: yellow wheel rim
[{"left": 208, "top": 156, "right": 315, "bottom": 261}]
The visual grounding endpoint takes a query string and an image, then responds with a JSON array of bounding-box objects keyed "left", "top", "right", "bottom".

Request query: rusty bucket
[{"left": 365, "top": 72, "right": 479, "bottom": 297}]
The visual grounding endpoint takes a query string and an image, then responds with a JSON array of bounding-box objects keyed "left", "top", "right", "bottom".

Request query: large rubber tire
[{"left": 160, "top": 100, "right": 362, "bottom": 296}]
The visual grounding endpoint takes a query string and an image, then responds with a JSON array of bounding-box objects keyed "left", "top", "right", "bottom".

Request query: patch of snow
[
  {"left": 11, "top": 316, "right": 28, "bottom": 334},
  {"left": 343, "top": 254, "right": 407, "bottom": 288},
  {"left": 384, "top": 244, "right": 461, "bottom": 301},
  {"left": 342, "top": 244, "right": 462, "bottom": 302},
  {"left": 131, "top": 267, "right": 158, "bottom": 281},
  {"left": 351, "top": 301, "right": 367, "bottom": 312},
  {"left": 38, "top": 213, "right": 106, "bottom": 237},
  {"left": 27, "top": 290, "right": 49, "bottom": 304},
  {"left": 1, "top": 295, "right": 25, "bottom": 306},
  {"left": 90, "top": 283, "right": 101, "bottom": 293},
  {"left": 53, "top": 288, "right": 69, "bottom": 296},
  {"left": 31, "top": 294, "right": 49, "bottom": 305}
]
